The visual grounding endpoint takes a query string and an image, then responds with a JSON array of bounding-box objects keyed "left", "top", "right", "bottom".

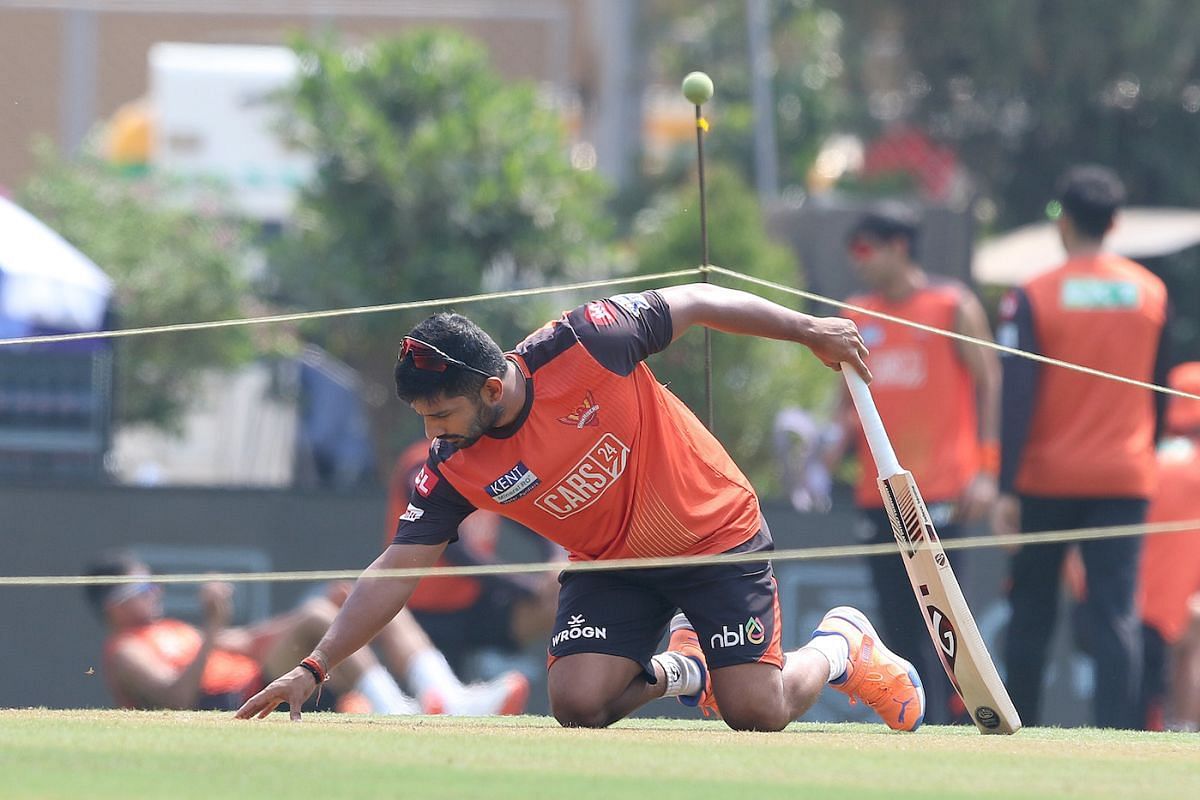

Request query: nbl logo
[{"left": 709, "top": 616, "right": 766, "bottom": 649}]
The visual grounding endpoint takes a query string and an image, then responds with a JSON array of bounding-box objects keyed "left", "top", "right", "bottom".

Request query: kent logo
[
  {"left": 534, "top": 433, "right": 630, "bottom": 519},
  {"left": 485, "top": 462, "right": 540, "bottom": 505}
]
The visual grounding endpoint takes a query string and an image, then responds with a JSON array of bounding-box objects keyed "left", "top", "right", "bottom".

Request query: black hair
[
  {"left": 846, "top": 202, "right": 922, "bottom": 260},
  {"left": 83, "top": 551, "right": 142, "bottom": 618},
  {"left": 1057, "top": 164, "right": 1125, "bottom": 239},
  {"left": 394, "top": 312, "right": 508, "bottom": 403}
]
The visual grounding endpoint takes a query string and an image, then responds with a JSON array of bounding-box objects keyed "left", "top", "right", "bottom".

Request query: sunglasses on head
[
  {"left": 399, "top": 336, "right": 493, "bottom": 378},
  {"left": 104, "top": 580, "right": 159, "bottom": 609}
]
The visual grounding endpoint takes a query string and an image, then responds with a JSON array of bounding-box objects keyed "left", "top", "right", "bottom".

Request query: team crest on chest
[{"left": 558, "top": 390, "right": 601, "bottom": 429}]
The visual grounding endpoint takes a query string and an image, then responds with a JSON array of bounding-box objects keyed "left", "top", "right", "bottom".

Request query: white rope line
[
  {"left": 5, "top": 262, "right": 1193, "bottom": 403},
  {"left": 0, "top": 269, "right": 701, "bottom": 347},
  {"left": 7, "top": 517, "right": 1197, "bottom": 588},
  {"left": 708, "top": 266, "right": 1200, "bottom": 403}
]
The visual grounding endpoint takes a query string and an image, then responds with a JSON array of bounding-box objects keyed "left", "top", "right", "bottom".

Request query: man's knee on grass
[
  {"left": 710, "top": 664, "right": 794, "bottom": 731},
  {"left": 550, "top": 685, "right": 617, "bottom": 728}
]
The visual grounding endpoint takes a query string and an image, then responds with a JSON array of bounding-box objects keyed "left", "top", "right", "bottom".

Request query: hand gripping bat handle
[{"left": 841, "top": 365, "right": 902, "bottom": 479}]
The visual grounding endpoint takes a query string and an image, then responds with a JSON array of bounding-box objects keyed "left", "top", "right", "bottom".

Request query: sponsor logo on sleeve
[
  {"left": 585, "top": 300, "right": 617, "bottom": 327},
  {"left": 399, "top": 503, "right": 424, "bottom": 522},
  {"left": 610, "top": 293, "right": 650, "bottom": 317},
  {"left": 413, "top": 466, "right": 439, "bottom": 497},
  {"left": 534, "top": 433, "right": 630, "bottom": 519},
  {"left": 557, "top": 390, "right": 601, "bottom": 428},
  {"left": 485, "top": 461, "right": 541, "bottom": 505},
  {"left": 998, "top": 290, "right": 1018, "bottom": 320}
]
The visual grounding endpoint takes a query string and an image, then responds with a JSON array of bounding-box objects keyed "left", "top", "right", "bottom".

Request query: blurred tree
[
  {"left": 633, "top": 164, "right": 837, "bottom": 492},
  {"left": 637, "top": 0, "right": 849, "bottom": 197},
  {"left": 832, "top": 1, "right": 1200, "bottom": 228},
  {"left": 269, "top": 30, "right": 613, "bottom": 457},
  {"left": 19, "top": 142, "right": 253, "bottom": 431}
]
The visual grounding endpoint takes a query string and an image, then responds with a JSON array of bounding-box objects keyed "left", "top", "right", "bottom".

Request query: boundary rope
[
  {"left": 6, "top": 517, "right": 1197, "bottom": 587},
  {"left": 3, "top": 266, "right": 1196, "bottom": 588},
  {"left": 6, "top": 264, "right": 1196, "bottom": 403},
  {"left": 0, "top": 269, "right": 700, "bottom": 347}
]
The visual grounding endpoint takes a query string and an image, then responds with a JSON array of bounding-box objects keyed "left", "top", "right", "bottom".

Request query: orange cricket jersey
[
  {"left": 845, "top": 281, "right": 980, "bottom": 506},
  {"left": 1138, "top": 439, "right": 1200, "bottom": 643},
  {"left": 395, "top": 291, "right": 762, "bottom": 561},
  {"left": 1016, "top": 254, "right": 1166, "bottom": 497},
  {"left": 104, "top": 619, "right": 261, "bottom": 708}
]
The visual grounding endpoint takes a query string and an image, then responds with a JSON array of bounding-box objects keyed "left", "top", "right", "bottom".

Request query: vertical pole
[{"left": 695, "top": 104, "right": 714, "bottom": 430}]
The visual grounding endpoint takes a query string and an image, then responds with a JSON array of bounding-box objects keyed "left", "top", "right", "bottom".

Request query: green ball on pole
[{"left": 682, "top": 71, "right": 714, "bottom": 106}]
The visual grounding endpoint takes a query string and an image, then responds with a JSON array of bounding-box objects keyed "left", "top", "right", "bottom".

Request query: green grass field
[{"left": 2, "top": 710, "right": 1197, "bottom": 799}]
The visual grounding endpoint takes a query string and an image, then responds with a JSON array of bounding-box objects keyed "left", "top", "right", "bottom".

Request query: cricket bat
[{"left": 842, "top": 367, "right": 1021, "bottom": 734}]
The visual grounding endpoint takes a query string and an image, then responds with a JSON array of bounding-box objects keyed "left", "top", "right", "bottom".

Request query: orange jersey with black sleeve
[
  {"left": 844, "top": 280, "right": 980, "bottom": 506},
  {"left": 387, "top": 440, "right": 491, "bottom": 612},
  {"left": 997, "top": 253, "right": 1169, "bottom": 498},
  {"left": 103, "top": 619, "right": 262, "bottom": 709},
  {"left": 393, "top": 290, "right": 762, "bottom": 561}
]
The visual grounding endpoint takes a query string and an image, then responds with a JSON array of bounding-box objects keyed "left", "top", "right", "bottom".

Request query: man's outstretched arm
[
  {"left": 656, "top": 283, "right": 872, "bottom": 380},
  {"left": 235, "top": 541, "right": 446, "bottom": 721}
]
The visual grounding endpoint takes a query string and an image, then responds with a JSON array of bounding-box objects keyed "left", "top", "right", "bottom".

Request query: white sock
[
  {"left": 799, "top": 633, "right": 850, "bottom": 683},
  {"left": 651, "top": 652, "right": 703, "bottom": 698},
  {"left": 356, "top": 664, "right": 420, "bottom": 715},
  {"left": 406, "top": 649, "right": 462, "bottom": 698}
]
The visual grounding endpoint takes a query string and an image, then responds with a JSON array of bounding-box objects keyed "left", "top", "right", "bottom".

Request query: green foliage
[
  {"left": 19, "top": 142, "right": 252, "bottom": 430},
  {"left": 641, "top": 1, "right": 849, "bottom": 193},
  {"left": 270, "top": 30, "right": 612, "bottom": 358},
  {"left": 831, "top": 0, "right": 1200, "bottom": 229},
  {"left": 633, "top": 164, "right": 836, "bottom": 493}
]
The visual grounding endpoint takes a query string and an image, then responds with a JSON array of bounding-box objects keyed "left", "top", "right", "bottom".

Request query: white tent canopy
[
  {"left": 972, "top": 206, "right": 1200, "bottom": 286},
  {"left": 0, "top": 196, "right": 113, "bottom": 335}
]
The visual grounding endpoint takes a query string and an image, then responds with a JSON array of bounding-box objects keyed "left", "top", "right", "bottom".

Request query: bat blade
[{"left": 880, "top": 470, "right": 1022, "bottom": 734}]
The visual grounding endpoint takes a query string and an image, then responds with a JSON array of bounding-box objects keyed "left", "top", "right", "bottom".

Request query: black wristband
[{"left": 297, "top": 660, "right": 324, "bottom": 684}]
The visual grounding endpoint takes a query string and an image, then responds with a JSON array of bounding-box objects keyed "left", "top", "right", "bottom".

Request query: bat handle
[{"left": 841, "top": 365, "right": 902, "bottom": 478}]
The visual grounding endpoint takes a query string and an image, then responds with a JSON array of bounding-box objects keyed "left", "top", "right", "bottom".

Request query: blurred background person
[
  {"left": 1138, "top": 362, "right": 1200, "bottom": 731},
  {"left": 995, "top": 165, "right": 1172, "bottom": 728},
  {"left": 828, "top": 204, "right": 1001, "bottom": 725},
  {"left": 88, "top": 551, "right": 527, "bottom": 716},
  {"left": 386, "top": 440, "right": 560, "bottom": 680},
  {"left": 85, "top": 552, "right": 413, "bottom": 714}
]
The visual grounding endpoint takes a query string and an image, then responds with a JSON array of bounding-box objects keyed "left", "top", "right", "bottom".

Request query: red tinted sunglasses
[
  {"left": 848, "top": 239, "right": 878, "bottom": 260},
  {"left": 399, "top": 336, "right": 492, "bottom": 378}
]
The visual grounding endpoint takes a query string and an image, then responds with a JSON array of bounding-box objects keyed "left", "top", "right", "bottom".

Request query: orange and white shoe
[
  {"left": 668, "top": 613, "right": 720, "bottom": 718},
  {"left": 422, "top": 670, "right": 530, "bottom": 716},
  {"left": 813, "top": 606, "right": 925, "bottom": 732}
]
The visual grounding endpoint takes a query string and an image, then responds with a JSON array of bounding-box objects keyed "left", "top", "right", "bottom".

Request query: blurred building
[{"left": 0, "top": 0, "right": 654, "bottom": 194}]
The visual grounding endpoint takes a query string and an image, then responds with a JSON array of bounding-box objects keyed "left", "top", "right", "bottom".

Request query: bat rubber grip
[{"left": 841, "top": 365, "right": 902, "bottom": 478}]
